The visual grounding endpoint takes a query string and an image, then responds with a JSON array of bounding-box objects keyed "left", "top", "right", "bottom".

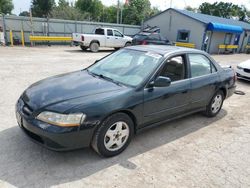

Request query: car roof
[
  {"left": 136, "top": 32, "right": 153, "bottom": 36},
  {"left": 126, "top": 45, "right": 202, "bottom": 56}
]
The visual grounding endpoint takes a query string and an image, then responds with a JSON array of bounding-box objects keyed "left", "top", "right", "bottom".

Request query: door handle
[
  {"left": 107, "top": 37, "right": 110, "bottom": 39},
  {"left": 115, "top": 38, "right": 118, "bottom": 39},
  {"left": 182, "top": 90, "right": 188, "bottom": 94}
]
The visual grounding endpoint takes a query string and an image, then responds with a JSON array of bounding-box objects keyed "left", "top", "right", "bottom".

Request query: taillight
[
  {"left": 81, "top": 36, "right": 84, "bottom": 41},
  {"left": 141, "top": 40, "right": 147, "bottom": 45}
]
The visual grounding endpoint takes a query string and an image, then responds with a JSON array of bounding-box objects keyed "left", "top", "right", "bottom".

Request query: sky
[{"left": 13, "top": 0, "right": 250, "bottom": 15}]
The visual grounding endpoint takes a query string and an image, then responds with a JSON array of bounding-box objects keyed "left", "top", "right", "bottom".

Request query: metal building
[{"left": 143, "top": 8, "right": 250, "bottom": 54}]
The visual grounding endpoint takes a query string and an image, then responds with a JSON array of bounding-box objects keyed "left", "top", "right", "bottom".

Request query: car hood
[
  {"left": 239, "top": 60, "right": 250, "bottom": 69},
  {"left": 21, "top": 70, "right": 124, "bottom": 110}
]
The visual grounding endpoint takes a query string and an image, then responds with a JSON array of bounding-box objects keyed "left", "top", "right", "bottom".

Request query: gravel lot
[{"left": 0, "top": 46, "right": 249, "bottom": 188}]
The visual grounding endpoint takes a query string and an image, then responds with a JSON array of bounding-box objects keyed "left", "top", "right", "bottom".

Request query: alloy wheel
[{"left": 104, "top": 121, "right": 130, "bottom": 151}]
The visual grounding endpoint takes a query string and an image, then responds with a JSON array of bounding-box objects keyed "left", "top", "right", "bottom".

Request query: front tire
[
  {"left": 92, "top": 113, "right": 134, "bottom": 157},
  {"left": 125, "top": 42, "right": 131, "bottom": 47},
  {"left": 204, "top": 90, "right": 224, "bottom": 117}
]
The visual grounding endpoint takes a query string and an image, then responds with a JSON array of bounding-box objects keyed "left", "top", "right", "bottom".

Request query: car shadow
[{"left": 0, "top": 110, "right": 227, "bottom": 187}]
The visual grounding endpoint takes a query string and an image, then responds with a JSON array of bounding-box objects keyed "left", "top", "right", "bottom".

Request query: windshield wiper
[
  {"left": 98, "top": 74, "right": 122, "bottom": 86},
  {"left": 87, "top": 70, "right": 122, "bottom": 86}
]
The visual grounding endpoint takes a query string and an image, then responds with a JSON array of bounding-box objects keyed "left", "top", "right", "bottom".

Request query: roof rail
[{"left": 142, "top": 26, "right": 160, "bottom": 33}]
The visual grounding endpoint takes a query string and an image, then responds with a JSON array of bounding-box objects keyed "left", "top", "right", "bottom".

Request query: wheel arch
[
  {"left": 99, "top": 109, "right": 138, "bottom": 134},
  {"left": 218, "top": 87, "right": 227, "bottom": 98},
  {"left": 90, "top": 40, "right": 100, "bottom": 46}
]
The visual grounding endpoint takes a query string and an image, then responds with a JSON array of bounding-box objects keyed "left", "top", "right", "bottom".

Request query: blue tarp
[{"left": 207, "top": 22, "right": 243, "bottom": 33}]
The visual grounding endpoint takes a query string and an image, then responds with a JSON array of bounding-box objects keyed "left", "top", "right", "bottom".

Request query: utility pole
[
  {"left": 29, "top": 7, "right": 34, "bottom": 46},
  {"left": 117, "top": 0, "right": 120, "bottom": 24},
  {"left": 120, "top": 4, "right": 123, "bottom": 24},
  {"left": 170, "top": 0, "right": 173, "bottom": 8}
]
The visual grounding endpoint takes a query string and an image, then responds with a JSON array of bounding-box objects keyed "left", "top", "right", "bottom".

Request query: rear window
[
  {"left": 133, "top": 34, "right": 148, "bottom": 40},
  {"left": 95, "top": 29, "right": 104, "bottom": 35},
  {"left": 148, "top": 34, "right": 160, "bottom": 40}
]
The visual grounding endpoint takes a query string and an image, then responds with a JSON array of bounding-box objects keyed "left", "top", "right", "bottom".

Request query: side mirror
[{"left": 152, "top": 76, "right": 171, "bottom": 87}]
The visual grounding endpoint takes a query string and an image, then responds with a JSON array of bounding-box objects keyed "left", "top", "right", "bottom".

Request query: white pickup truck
[{"left": 72, "top": 28, "right": 133, "bottom": 52}]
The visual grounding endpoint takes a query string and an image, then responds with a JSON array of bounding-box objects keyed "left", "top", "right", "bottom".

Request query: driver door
[{"left": 142, "top": 54, "right": 191, "bottom": 126}]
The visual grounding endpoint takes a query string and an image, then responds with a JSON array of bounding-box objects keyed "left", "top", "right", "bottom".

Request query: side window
[
  {"left": 188, "top": 54, "right": 216, "bottom": 78},
  {"left": 95, "top": 29, "right": 105, "bottom": 35},
  {"left": 148, "top": 34, "right": 160, "bottom": 40},
  {"left": 114, "top": 30, "right": 123, "bottom": 37},
  {"left": 107, "top": 29, "right": 113, "bottom": 36},
  {"left": 159, "top": 55, "right": 186, "bottom": 82},
  {"left": 224, "top": 33, "right": 232, "bottom": 45},
  {"left": 177, "top": 30, "right": 190, "bottom": 42}
]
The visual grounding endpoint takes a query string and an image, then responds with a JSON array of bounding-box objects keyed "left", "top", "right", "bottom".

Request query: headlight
[
  {"left": 237, "top": 65, "right": 243, "bottom": 70},
  {"left": 37, "top": 111, "right": 86, "bottom": 127}
]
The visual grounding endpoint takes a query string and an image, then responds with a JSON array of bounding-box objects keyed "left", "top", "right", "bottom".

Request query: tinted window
[
  {"left": 133, "top": 34, "right": 148, "bottom": 40},
  {"left": 177, "top": 30, "right": 189, "bottom": 42},
  {"left": 107, "top": 29, "right": 113, "bottom": 36},
  {"left": 148, "top": 34, "right": 160, "bottom": 40},
  {"left": 189, "top": 54, "right": 216, "bottom": 77},
  {"left": 114, "top": 30, "right": 123, "bottom": 37},
  {"left": 95, "top": 29, "right": 104, "bottom": 35},
  {"left": 159, "top": 56, "right": 185, "bottom": 82}
]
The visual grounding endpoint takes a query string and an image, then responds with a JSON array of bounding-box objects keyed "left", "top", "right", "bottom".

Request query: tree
[
  {"left": 102, "top": 6, "right": 117, "bottom": 23},
  {"left": 58, "top": 0, "right": 69, "bottom": 7},
  {"left": 19, "top": 11, "right": 30, "bottom": 17},
  {"left": 122, "top": 0, "right": 153, "bottom": 25},
  {"left": 185, "top": 6, "right": 197, "bottom": 12},
  {"left": 0, "top": 0, "right": 14, "bottom": 14},
  {"left": 199, "top": 2, "right": 248, "bottom": 22},
  {"left": 31, "top": 0, "right": 55, "bottom": 18},
  {"left": 51, "top": 0, "right": 87, "bottom": 20},
  {"left": 75, "top": 0, "right": 104, "bottom": 21}
]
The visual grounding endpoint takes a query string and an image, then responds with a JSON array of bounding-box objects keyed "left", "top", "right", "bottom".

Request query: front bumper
[
  {"left": 16, "top": 102, "right": 96, "bottom": 151},
  {"left": 236, "top": 68, "right": 250, "bottom": 81}
]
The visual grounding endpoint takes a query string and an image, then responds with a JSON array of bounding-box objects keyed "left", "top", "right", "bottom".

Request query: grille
[
  {"left": 244, "top": 68, "right": 250, "bottom": 73},
  {"left": 22, "top": 105, "right": 33, "bottom": 116},
  {"left": 19, "top": 99, "right": 34, "bottom": 116}
]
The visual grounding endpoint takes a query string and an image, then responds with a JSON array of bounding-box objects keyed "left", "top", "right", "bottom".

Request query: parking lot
[{"left": 0, "top": 46, "right": 249, "bottom": 188}]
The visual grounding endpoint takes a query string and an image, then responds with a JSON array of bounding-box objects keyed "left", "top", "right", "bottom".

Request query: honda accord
[{"left": 16, "top": 45, "right": 236, "bottom": 157}]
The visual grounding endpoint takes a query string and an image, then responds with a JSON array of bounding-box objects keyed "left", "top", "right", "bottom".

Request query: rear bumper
[
  {"left": 226, "top": 85, "right": 236, "bottom": 98},
  {"left": 16, "top": 110, "right": 95, "bottom": 151},
  {"left": 73, "top": 41, "right": 84, "bottom": 46}
]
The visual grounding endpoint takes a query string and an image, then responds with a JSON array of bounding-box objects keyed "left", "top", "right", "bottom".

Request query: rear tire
[
  {"left": 91, "top": 113, "right": 134, "bottom": 157},
  {"left": 89, "top": 42, "right": 99, "bottom": 53},
  {"left": 204, "top": 90, "right": 224, "bottom": 117}
]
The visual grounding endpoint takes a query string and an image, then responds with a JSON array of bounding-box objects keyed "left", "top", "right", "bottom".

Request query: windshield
[{"left": 88, "top": 49, "right": 163, "bottom": 87}]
